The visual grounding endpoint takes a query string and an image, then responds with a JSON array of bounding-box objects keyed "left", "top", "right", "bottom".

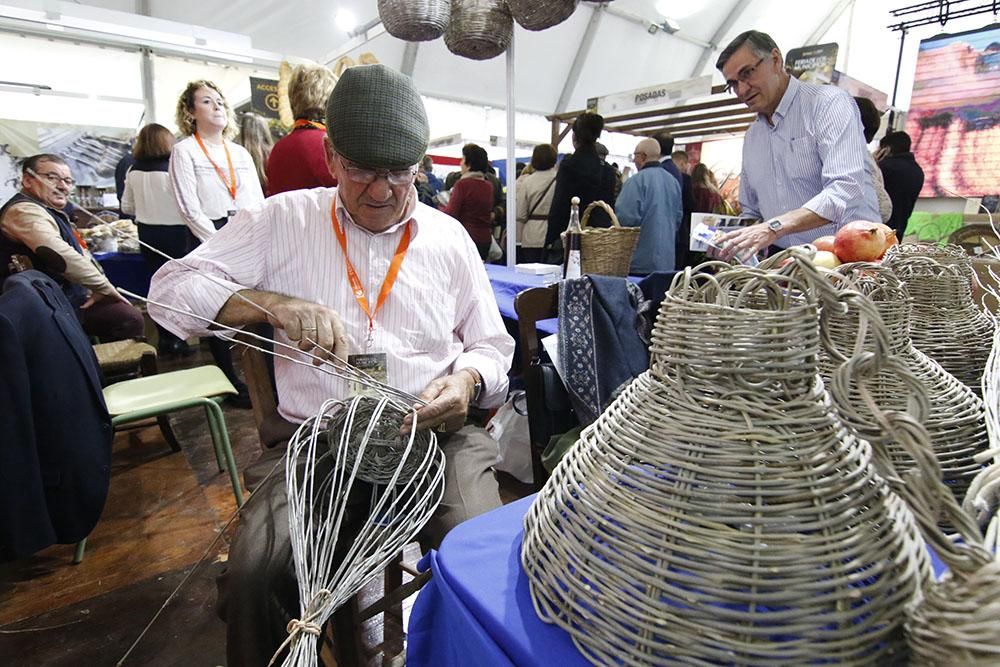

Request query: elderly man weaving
[
  {"left": 712, "top": 30, "right": 879, "bottom": 262},
  {"left": 148, "top": 64, "right": 513, "bottom": 664}
]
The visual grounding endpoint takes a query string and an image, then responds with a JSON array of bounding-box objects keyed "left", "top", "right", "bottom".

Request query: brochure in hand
[{"left": 689, "top": 213, "right": 762, "bottom": 266}]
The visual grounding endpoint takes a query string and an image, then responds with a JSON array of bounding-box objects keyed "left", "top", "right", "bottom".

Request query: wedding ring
[{"left": 302, "top": 326, "right": 317, "bottom": 332}]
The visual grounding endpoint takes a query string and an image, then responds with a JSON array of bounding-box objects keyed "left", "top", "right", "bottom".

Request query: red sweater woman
[{"left": 444, "top": 144, "right": 495, "bottom": 259}]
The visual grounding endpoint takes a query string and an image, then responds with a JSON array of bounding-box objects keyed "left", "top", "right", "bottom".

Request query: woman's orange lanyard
[
  {"left": 193, "top": 132, "right": 237, "bottom": 203},
  {"left": 330, "top": 204, "right": 412, "bottom": 347}
]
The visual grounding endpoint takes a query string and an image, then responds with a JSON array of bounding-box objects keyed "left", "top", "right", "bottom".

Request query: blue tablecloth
[
  {"left": 485, "top": 264, "right": 560, "bottom": 335},
  {"left": 93, "top": 251, "right": 151, "bottom": 298},
  {"left": 407, "top": 494, "right": 951, "bottom": 667},
  {"left": 407, "top": 496, "right": 586, "bottom": 667}
]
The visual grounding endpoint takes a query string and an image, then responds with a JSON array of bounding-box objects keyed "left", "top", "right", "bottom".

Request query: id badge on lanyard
[{"left": 330, "top": 204, "right": 412, "bottom": 398}]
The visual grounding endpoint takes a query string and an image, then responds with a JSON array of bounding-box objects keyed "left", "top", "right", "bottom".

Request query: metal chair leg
[
  {"left": 203, "top": 403, "right": 225, "bottom": 472},
  {"left": 204, "top": 398, "right": 244, "bottom": 507}
]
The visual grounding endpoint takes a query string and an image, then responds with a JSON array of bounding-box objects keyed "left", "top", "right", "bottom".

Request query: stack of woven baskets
[{"left": 522, "top": 250, "right": 1000, "bottom": 665}]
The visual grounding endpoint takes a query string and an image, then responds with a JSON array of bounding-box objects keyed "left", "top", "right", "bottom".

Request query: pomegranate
[
  {"left": 833, "top": 221, "right": 893, "bottom": 263},
  {"left": 813, "top": 235, "right": 836, "bottom": 253},
  {"left": 872, "top": 223, "right": 898, "bottom": 256}
]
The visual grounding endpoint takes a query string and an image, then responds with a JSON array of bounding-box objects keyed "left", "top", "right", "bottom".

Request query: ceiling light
[{"left": 335, "top": 9, "right": 357, "bottom": 33}]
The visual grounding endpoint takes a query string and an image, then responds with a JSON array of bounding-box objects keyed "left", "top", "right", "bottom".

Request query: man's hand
[
  {"left": 401, "top": 369, "right": 479, "bottom": 434},
  {"left": 709, "top": 223, "right": 774, "bottom": 263},
  {"left": 80, "top": 288, "right": 129, "bottom": 309},
  {"left": 262, "top": 295, "right": 350, "bottom": 364}
]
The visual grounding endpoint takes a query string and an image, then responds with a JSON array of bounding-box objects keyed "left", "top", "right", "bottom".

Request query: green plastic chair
[{"left": 73, "top": 365, "right": 244, "bottom": 563}]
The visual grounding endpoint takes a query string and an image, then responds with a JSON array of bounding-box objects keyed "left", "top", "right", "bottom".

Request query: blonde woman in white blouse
[
  {"left": 168, "top": 80, "right": 263, "bottom": 405},
  {"left": 169, "top": 80, "right": 264, "bottom": 244}
]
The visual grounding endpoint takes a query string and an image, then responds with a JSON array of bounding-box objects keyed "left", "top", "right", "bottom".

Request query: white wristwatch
[{"left": 766, "top": 218, "right": 783, "bottom": 238}]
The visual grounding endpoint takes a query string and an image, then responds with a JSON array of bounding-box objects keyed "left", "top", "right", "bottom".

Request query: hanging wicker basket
[
  {"left": 377, "top": 0, "right": 451, "bottom": 42},
  {"left": 563, "top": 200, "right": 641, "bottom": 277},
  {"left": 444, "top": 0, "right": 513, "bottom": 61},
  {"left": 507, "top": 0, "right": 579, "bottom": 31}
]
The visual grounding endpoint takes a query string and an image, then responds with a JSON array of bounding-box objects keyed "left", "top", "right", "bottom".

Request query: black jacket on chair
[{"left": 0, "top": 270, "right": 112, "bottom": 561}]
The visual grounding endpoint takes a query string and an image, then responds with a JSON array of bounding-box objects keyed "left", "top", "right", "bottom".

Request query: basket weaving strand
[
  {"left": 275, "top": 395, "right": 445, "bottom": 666},
  {"left": 522, "top": 251, "right": 935, "bottom": 665},
  {"left": 818, "top": 263, "right": 990, "bottom": 503}
]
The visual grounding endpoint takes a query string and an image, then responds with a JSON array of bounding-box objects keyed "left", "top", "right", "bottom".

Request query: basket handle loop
[{"left": 580, "top": 200, "right": 621, "bottom": 230}]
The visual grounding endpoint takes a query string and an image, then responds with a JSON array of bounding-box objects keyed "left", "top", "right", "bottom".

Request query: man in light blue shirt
[
  {"left": 615, "top": 137, "right": 682, "bottom": 274},
  {"left": 713, "top": 30, "right": 879, "bottom": 261}
]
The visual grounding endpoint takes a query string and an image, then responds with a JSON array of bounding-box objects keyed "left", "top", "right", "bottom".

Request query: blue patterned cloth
[{"left": 557, "top": 275, "right": 650, "bottom": 426}]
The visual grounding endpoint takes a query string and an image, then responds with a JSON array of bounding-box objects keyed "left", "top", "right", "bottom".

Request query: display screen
[{"left": 906, "top": 25, "right": 1000, "bottom": 197}]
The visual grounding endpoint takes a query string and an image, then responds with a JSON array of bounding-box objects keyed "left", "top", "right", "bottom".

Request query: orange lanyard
[
  {"left": 193, "top": 132, "right": 237, "bottom": 203},
  {"left": 330, "top": 204, "right": 412, "bottom": 339},
  {"left": 294, "top": 119, "right": 326, "bottom": 131}
]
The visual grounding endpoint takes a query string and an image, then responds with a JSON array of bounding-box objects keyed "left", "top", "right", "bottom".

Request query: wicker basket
[
  {"left": 377, "top": 0, "right": 451, "bottom": 42},
  {"left": 570, "top": 200, "right": 641, "bottom": 277},
  {"left": 884, "top": 250, "right": 994, "bottom": 396},
  {"left": 819, "top": 262, "right": 990, "bottom": 503},
  {"left": 444, "top": 0, "right": 513, "bottom": 61},
  {"left": 507, "top": 0, "right": 578, "bottom": 30}
]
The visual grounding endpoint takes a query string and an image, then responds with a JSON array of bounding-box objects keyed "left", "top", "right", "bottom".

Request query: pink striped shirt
[{"left": 148, "top": 186, "right": 514, "bottom": 423}]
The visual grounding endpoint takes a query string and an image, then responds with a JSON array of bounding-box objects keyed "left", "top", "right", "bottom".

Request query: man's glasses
[
  {"left": 31, "top": 170, "right": 75, "bottom": 188},
  {"left": 629, "top": 151, "right": 647, "bottom": 163},
  {"left": 337, "top": 155, "right": 416, "bottom": 187},
  {"left": 725, "top": 56, "right": 766, "bottom": 95}
]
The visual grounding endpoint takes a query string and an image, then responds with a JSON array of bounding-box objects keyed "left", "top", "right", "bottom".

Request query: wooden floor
[{"left": 0, "top": 341, "right": 532, "bottom": 666}]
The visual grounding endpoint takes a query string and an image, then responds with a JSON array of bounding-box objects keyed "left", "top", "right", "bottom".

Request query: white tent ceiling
[{"left": 4, "top": 0, "right": 999, "bottom": 117}]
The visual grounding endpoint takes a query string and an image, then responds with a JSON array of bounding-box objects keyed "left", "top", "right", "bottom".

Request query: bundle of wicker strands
[
  {"left": 274, "top": 396, "right": 445, "bottom": 667},
  {"left": 444, "top": 0, "right": 513, "bottom": 60},
  {"left": 818, "top": 262, "right": 989, "bottom": 502},
  {"left": 507, "top": 0, "right": 578, "bottom": 30},
  {"left": 522, "top": 251, "right": 935, "bottom": 665},
  {"left": 377, "top": 0, "right": 451, "bottom": 42},
  {"left": 884, "top": 252, "right": 994, "bottom": 396}
]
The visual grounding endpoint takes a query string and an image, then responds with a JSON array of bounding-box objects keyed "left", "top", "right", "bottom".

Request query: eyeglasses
[
  {"left": 32, "top": 171, "right": 75, "bottom": 188},
  {"left": 337, "top": 155, "right": 417, "bottom": 187},
  {"left": 629, "top": 151, "right": 647, "bottom": 163},
  {"left": 725, "top": 56, "right": 766, "bottom": 95}
]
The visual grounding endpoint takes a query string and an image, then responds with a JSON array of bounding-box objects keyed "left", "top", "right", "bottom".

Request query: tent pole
[
  {"left": 889, "top": 28, "right": 906, "bottom": 129},
  {"left": 506, "top": 33, "right": 516, "bottom": 268}
]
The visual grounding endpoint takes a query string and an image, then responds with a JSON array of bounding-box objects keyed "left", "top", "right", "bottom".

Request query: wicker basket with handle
[{"left": 572, "top": 200, "right": 641, "bottom": 277}]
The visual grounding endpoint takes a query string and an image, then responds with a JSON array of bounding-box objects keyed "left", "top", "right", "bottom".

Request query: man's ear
[{"left": 323, "top": 135, "right": 336, "bottom": 177}]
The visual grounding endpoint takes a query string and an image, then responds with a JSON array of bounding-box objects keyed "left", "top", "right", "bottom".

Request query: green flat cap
[{"left": 326, "top": 64, "right": 429, "bottom": 169}]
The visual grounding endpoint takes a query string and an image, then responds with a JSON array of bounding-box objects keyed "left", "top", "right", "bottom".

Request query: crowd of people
[{"left": 0, "top": 29, "right": 932, "bottom": 663}]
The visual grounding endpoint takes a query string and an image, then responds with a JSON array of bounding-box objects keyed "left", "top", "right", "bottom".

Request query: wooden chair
[
  {"left": 514, "top": 284, "right": 578, "bottom": 487},
  {"left": 239, "top": 336, "right": 429, "bottom": 667}
]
